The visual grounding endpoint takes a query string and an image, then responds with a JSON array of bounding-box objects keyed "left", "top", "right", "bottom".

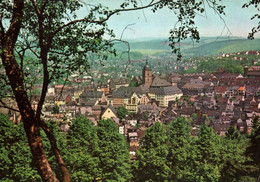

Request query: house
[
  {"left": 181, "top": 82, "right": 207, "bottom": 96},
  {"left": 150, "top": 75, "right": 172, "bottom": 88},
  {"left": 213, "top": 123, "right": 230, "bottom": 136},
  {"left": 246, "top": 50, "right": 259, "bottom": 56},
  {"left": 138, "top": 104, "right": 160, "bottom": 115},
  {"left": 244, "top": 66, "right": 260, "bottom": 78},
  {"left": 149, "top": 86, "right": 183, "bottom": 107},
  {"left": 112, "top": 86, "right": 149, "bottom": 111},
  {"left": 246, "top": 119, "right": 253, "bottom": 134},
  {"left": 92, "top": 105, "right": 102, "bottom": 121},
  {"left": 79, "top": 90, "right": 106, "bottom": 105},
  {"left": 236, "top": 118, "right": 246, "bottom": 133},
  {"left": 109, "top": 77, "right": 129, "bottom": 91},
  {"left": 101, "top": 105, "right": 118, "bottom": 120},
  {"left": 119, "top": 125, "right": 125, "bottom": 135},
  {"left": 179, "top": 107, "right": 195, "bottom": 118},
  {"left": 139, "top": 93, "right": 151, "bottom": 105},
  {"left": 124, "top": 92, "right": 140, "bottom": 113},
  {"left": 112, "top": 87, "right": 133, "bottom": 107},
  {"left": 96, "top": 82, "right": 110, "bottom": 95},
  {"left": 167, "top": 74, "right": 182, "bottom": 86},
  {"left": 225, "top": 86, "right": 240, "bottom": 97}
]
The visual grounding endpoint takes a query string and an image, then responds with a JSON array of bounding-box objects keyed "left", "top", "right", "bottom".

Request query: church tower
[{"left": 142, "top": 59, "right": 152, "bottom": 88}]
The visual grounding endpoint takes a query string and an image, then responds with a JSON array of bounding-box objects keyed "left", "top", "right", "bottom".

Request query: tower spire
[{"left": 143, "top": 57, "right": 152, "bottom": 88}]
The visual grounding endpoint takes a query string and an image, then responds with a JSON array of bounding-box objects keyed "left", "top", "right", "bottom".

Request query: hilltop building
[{"left": 244, "top": 66, "right": 260, "bottom": 78}]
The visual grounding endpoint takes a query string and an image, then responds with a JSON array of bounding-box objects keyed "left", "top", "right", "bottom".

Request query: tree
[
  {"left": 225, "top": 126, "right": 240, "bottom": 140},
  {"left": 117, "top": 106, "right": 129, "bottom": 120},
  {"left": 0, "top": 0, "right": 241, "bottom": 180},
  {"left": 52, "top": 104, "right": 59, "bottom": 114},
  {"left": 220, "top": 131, "right": 255, "bottom": 182},
  {"left": 192, "top": 124, "right": 221, "bottom": 181},
  {"left": 97, "top": 119, "right": 132, "bottom": 181},
  {"left": 66, "top": 116, "right": 101, "bottom": 181},
  {"left": 246, "top": 117, "right": 260, "bottom": 179},
  {"left": 133, "top": 122, "right": 170, "bottom": 181},
  {"left": 242, "top": 1, "right": 260, "bottom": 39},
  {"left": 167, "top": 117, "right": 194, "bottom": 181}
]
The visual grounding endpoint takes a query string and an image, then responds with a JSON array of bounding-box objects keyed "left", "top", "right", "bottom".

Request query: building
[
  {"left": 244, "top": 66, "right": 260, "bottom": 78},
  {"left": 149, "top": 86, "right": 183, "bottom": 107},
  {"left": 101, "top": 105, "right": 118, "bottom": 120},
  {"left": 142, "top": 60, "right": 152, "bottom": 88}
]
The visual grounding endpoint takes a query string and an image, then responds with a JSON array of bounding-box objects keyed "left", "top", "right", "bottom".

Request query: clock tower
[{"left": 142, "top": 59, "right": 152, "bottom": 88}]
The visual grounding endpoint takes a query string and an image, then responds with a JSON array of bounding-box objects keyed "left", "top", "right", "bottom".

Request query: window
[{"left": 132, "top": 97, "right": 136, "bottom": 104}]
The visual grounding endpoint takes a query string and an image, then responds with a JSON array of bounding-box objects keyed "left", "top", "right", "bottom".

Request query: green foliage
[
  {"left": 142, "top": 111, "right": 149, "bottom": 121},
  {"left": 220, "top": 134, "right": 255, "bottom": 182},
  {"left": 197, "top": 59, "right": 244, "bottom": 74},
  {"left": 97, "top": 119, "right": 132, "bottom": 181},
  {"left": 52, "top": 104, "right": 59, "bottom": 114},
  {"left": 1, "top": 114, "right": 259, "bottom": 181},
  {"left": 191, "top": 124, "right": 221, "bottom": 181},
  {"left": 242, "top": 1, "right": 260, "bottom": 39},
  {"left": 168, "top": 117, "right": 193, "bottom": 181},
  {"left": 246, "top": 117, "right": 260, "bottom": 178},
  {"left": 0, "top": 114, "right": 41, "bottom": 181},
  {"left": 133, "top": 122, "right": 170, "bottom": 181},
  {"left": 129, "top": 81, "right": 137, "bottom": 87},
  {"left": 66, "top": 116, "right": 101, "bottom": 181},
  {"left": 183, "top": 38, "right": 260, "bottom": 56},
  {"left": 129, "top": 81, "right": 143, "bottom": 87},
  {"left": 225, "top": 126, "right": 240, "bottom": 140},
  {"left": 117, "top": 106, "right": 129, "bottom": 120}
]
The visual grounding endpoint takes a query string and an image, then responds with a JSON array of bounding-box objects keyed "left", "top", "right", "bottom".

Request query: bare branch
[
  {"left": 31, "top": 0, "right": 41, "bottom": 17},
  {"left": 49, "top": 50, "right": 73, "bottom": 57},
  {"left": 139, "top": 0, "right": 148, "bottom": 22},
  {"left": 0, "top": 15, "right": 5, "bottom": 39},
  {"left": 40, "top": 0, "right": 49, "bottom": 14},
  {"left": 120, "top": 23, "right": 136, "bottom": 40},
  {"left": 56, "top": 73, "right": 69, "bottom": 102},
  {"left": 51, "top": 0, "right": 163, "bottom": 39},
  {"left": 205, "top": 0, "right": 232, "bottom": 38},
  {"left": 0, "top": 99, "right": 20, "bottom": 113}
]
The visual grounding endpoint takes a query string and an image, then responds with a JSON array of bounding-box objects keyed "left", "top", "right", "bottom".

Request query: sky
[{"left": 82, "top": 0, "right": 259, "bottom": 40}]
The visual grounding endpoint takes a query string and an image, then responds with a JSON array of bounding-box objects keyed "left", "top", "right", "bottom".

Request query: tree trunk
[
  {"left": 1, "top": 49, "right": 59, "bottom": 182},
  {"left": 0, "top": 0, "right": 59, "bottom": 181}
]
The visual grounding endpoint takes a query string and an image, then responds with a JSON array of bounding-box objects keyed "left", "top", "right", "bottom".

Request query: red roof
[
  {"left": 214, "top": 86, "right": 227, "bottom": 93},
  {"left": 247, "top": 50, "right": 258, "bottom": 55}
]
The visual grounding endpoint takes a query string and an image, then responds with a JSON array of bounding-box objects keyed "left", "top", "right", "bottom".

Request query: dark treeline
[{"left": 0, "top": 114, "right": 259, "bottom": 181}]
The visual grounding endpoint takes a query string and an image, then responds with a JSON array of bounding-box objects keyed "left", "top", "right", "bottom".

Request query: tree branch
[
  {"left": 40, "top": 0, "right": 49, "bottom": 14},
  {"left": 31, "top": 0, "right": 41, "bottom": 17},
  {"left": 40, "top": 119, "right": 70, "bottom": 182},
  {"left": 51, "top": 0, "right": 163, "bottom": 39},
  {"left": 17, "top": 39, "right": 40, "bottom": 58},
  {"left": 0, "top": 99, "right": 20, "bottom": 112},
  {"left": 0, "top": 15, "right": 5, "bottom": 40}
]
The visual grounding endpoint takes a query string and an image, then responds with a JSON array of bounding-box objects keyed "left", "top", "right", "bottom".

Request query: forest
[{"left": 1, "top": 114, "right": 259, "bottom": 181}]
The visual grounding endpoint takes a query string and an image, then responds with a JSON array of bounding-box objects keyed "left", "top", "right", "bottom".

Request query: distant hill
[
  {"left": 183, "top": 38, "right": 260, "bottom": 56},
  {"left": 112, "top": 37, "right": 260, "bottom": 57},
  {"left": 112, "top": 39, "right": 171, "bottom": 52}
]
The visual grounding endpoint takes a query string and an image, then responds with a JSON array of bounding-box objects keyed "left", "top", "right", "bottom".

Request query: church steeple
[{"left": 142, "top": 59, "right": 152, "bottom": 88}]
